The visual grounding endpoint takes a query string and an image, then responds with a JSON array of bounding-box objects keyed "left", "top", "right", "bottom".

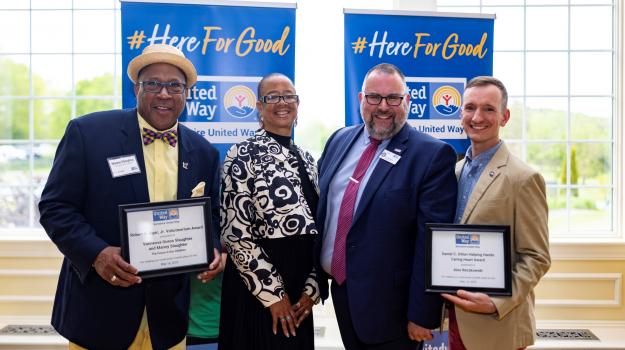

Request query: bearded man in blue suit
[
  {"left": 315, "top": 63, "right": 457, "bottom": 350},
  {"left": 39, "top": 44, "right": 223, "bottom": 350}
]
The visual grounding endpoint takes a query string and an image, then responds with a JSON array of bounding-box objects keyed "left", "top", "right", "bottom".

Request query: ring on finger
[
  {"left": 303, "top": 310, "right": 309, "bottom": 314},
  {"left": 279, "top": 316, "right": 286, "bottom": 321},
  {"left": 285, "top": 316, "right": 292, "bottom": 321},
  {"left": 110, "top": 275, "right": 117, "bottom": 283}
]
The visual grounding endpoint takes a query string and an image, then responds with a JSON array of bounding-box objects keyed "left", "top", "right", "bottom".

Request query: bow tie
[{"left": 142, "top": 127, "right": 178, "bottom": 147}]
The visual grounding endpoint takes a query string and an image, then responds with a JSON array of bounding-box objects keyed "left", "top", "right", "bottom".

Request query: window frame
[
  {"left": 0, "top": 3, "right": 122, "bottom": 237},
  {"left": 437, "top": 0, "right": 623, "bottom": 244}
]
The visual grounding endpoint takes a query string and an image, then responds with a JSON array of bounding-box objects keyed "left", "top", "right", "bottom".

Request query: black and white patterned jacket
[{"left": 221, "top": 129, "right": 320, "bottom": 307}]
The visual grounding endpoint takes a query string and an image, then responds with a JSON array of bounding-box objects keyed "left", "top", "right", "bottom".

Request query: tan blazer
[{"left": 454, "top": 143, "right": 551, "bottom": 350}]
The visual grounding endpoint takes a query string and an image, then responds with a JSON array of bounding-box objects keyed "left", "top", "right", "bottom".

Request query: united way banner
[
  {"left": 121, "top": 0, "right": 296, "bottom": 157},
  {"left": 344, "top": 10, "right": 494, "bottom": 154}
]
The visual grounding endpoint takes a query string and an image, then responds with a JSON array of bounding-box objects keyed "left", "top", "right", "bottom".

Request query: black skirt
[{"left": 218, "top": 235, "right": 315, "bottom": 350}]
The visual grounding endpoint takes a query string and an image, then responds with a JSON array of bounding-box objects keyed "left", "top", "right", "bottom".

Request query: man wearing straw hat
[{"left": 39, "top": 44, "right": 223, "bottom": 350}]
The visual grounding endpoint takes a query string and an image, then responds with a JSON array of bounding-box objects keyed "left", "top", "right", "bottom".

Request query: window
[
  {"left": 0, "top": 0, "right": 121, "bottom": 232},
  {"left": 0, "top": 0, "right": 618, "bottom": 240},
  {"left": 437, "top": 0, "right": 618, "bottom": 238}
]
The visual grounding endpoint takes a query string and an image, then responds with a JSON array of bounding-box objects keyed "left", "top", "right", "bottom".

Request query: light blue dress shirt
[
  {"left": 320, "top": 128, "right": 391, "bottom": 274},
  {"left": 455, "top": 141, "right": 502, "bottom": 223}
]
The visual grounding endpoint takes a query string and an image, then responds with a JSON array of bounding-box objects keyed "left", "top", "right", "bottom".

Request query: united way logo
[
  {"left": 432, "top": 85, "right": 461, "bottom": 116},
  {"left": 456, "top": 233, "right": 480, "bottom": 245},
  {"left": 224, "top": 85, "right": 256, "bottom": 118},
  {"left": 152, "top": 208, "right": 180, "bottom": 222}
]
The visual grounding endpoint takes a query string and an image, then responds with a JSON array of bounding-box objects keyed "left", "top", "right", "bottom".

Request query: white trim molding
[
  {"left": 550, "top": 242, "right": 625, "bottom": 260},
  {"left": 0, "top": 240, "right": 60, "bottom": 258},
  {"left": 0, "top": 270, "right": 58, "bottom": 277},
  {"left": 537, "top": 273, "right": 622, "bottom": 308},
  {"left": 0, "top": 296, "right": 54, "bottom": 302},
  {"left": 119, "top": 0, "right": 296, "bottom": 9},
  {"left": 537, "top": 319, "right": 625, "bottom": 328}
]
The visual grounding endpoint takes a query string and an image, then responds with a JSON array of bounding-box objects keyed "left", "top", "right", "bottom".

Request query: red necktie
[{"left": 331, "top": 137, "right": 381, "bottom": 285}]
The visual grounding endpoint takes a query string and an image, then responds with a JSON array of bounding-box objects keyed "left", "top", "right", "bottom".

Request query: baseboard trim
[
  {"left": 537, "top": 320, "right": 625, "bottom": 327},
  {"left": 537, "top": 273, "right": 622, "bottom": 308},
  {"left": 0, "top": 270, "right": 58, "bottom": 277},
  {"left": 551, "top": 242, "right": 625, "bottom": 260},
  {"left": 0, "top": 296, "right": 54, "bottom": 302},
  {"left": 0, "top": 240, "right": 60, "bottom": 258},
  {"left": 0, "top": 316, "right": 50, "bottom": 325}
]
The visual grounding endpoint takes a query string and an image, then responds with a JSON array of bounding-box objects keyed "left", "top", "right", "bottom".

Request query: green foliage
[
  {"left": 0, "top": 59, "right": 46, "bottom": 139},
  {"left": 570, "top": 147, "right": 579, "bottom": 196},
  {"left": 527, "top": 107, "right": 567, "bottom": 140},
  {"left": 40, "top": 73, "right": 116, "bottom": 139},
  {"left": 75, "top": 74, "right": 116, "bottom": 117},
  {"left": 548, "top": 196, "right": 565, "bottom": 210},
  {"left": 295, "top": 119, "right": 337, "bottom": 159},
  {"left": 560, "top": 147, "right": 580, "bottom": 196},
  {"left": 76, "top": 74, "right": 115, "bottom": 97},
  {"left": 0, "top": 57, "right": 614, "bottom": 193},
  {"left": 571, "top": 111, "right": 610, "bottom": 140},
  {"left": 526, "top": 143, "right": 565, "bottom": 184},
  {"left": 526, "top": 107, "right": 610, "bottom": 184},
  {"left": 572, "top": 197, "right": 598, "bottom": 210},
  {"left": 548, "top": 194, "right": 597, "bottom": 210},
  {"left": 35, "top": 99, "right": 71, "bottom": 140},
  {"left": 0, "top": 58, "right": 117, "bottom": 141},
  {"left": 500, "top": 101, "right": 523, "bottom": 139}
]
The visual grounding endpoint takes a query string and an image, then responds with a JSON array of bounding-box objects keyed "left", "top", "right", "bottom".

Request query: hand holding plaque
[
  {"left": 119, "top": 197, "right": 214, "bottom": 278},
  {"left": 441, "top": 289, "right": 497, "bottom": 314}
]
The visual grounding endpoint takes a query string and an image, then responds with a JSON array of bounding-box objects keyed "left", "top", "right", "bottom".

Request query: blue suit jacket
[
  {"left": 315, "top": 123, "right": 457, "bottom": 344},
  {"left": 39, "top": 108, "right": 221, "bottom": 350}
]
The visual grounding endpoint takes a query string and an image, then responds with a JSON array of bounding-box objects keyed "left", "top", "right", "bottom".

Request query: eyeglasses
[
  {"left": 139, "top": 81, "right": 186, "bottom": 94},
  {"left": 260, "top": 95, "right": 299, "bottom": 104},
  {"left": 364, "top": 94, "right": 404, "bottom": 106}
]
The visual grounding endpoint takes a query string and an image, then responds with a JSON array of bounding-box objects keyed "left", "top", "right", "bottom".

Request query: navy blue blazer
[
  {"left": 315, "top": 123, "right": 457, "bottom": 344},
  {"left": 39, "top": 108, "right": 220, "bottom": 350}
]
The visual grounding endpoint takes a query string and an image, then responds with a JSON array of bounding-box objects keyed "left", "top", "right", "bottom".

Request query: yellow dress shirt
[{"left": 137, "top": 114, "right": 178, "bottom": 202}]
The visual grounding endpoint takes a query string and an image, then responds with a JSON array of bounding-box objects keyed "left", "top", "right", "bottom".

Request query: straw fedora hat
[{"left": 127, "top": 44, "right": 197, "bottom": 88}]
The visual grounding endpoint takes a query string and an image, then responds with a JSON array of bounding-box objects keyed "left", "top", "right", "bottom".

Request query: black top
[{"left": 265, "top": 130, "right": 318, "bottom": 217}]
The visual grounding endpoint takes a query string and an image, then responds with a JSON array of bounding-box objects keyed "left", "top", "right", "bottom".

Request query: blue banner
[
  {"left": 121, "top": 0, "right": 296, "bottom": 157},
  {"left": 344, "top": 10, "right": 494, "bottom": 154}
]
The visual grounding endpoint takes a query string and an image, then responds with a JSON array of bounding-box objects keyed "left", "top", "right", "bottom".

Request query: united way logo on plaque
[
  {"left": 455, "top": 233, "right": 480, "bottom": 245},
  {"left": 152, "top": 208, "right": 180, "bottom": 222}
]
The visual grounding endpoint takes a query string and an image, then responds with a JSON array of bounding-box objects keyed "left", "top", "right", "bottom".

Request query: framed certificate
[
  {"left": 425, "top": 223, "right": 511, "bottom": 296},
  {"left": 119, "top": 197, "right": 214, "bottom": 278}
]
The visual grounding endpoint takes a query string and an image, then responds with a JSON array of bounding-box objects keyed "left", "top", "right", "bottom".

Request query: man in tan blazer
[{"left": 442, "top": 76, "right": 551, "bottom": 350}]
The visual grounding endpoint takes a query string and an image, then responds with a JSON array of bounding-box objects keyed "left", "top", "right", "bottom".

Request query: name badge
[
  {"left": 380, "top": 150, "right": 401, "bottom": 165},
  {"left": 107, "top": 155, "right": 141, "bottom": 178}
]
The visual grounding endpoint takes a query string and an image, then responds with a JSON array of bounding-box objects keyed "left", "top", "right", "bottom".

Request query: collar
[
  {"left": 361, "top": 125, "right": 392, "bottom": 148},
  {"left": 465, "top": 140, "right": 503, "bottom": 163},
  {"left": 137, "top": 113, "right": 178, "bottom": 134}
]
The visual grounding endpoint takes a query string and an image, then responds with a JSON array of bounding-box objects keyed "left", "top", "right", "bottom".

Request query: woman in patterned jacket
[{"left": 218, "top": 73, "right": 319, "bottom": 350}]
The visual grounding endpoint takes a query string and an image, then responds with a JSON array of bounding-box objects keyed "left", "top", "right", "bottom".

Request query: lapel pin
[
  {"left": 183, "top": 162, "right": 189, "bottom": 170},
  {"left": 489, "top": 171, "right": 495, "bottom": 177}
]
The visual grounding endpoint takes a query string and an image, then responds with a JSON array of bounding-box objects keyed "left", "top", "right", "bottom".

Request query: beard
[
  {"left": 360, "top": 100, "right": 408, "bottom": 140},
  {"left": 365, "top": 112, "right": 406, "bottom": 140}
]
